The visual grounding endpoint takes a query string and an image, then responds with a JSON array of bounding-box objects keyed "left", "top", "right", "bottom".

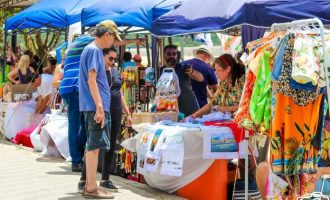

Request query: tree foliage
[{"left": 21, "top": 29, "right": 64, "bottom": 63}]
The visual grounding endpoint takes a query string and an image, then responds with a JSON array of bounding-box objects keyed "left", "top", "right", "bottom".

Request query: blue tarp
[
  {"left": 5, "top": 0, "right": 103, "bottom": 30},
  {"left": 151, "top": 0, "right": 247, "bottom": 36},
  {"left": 152, "top": 0, "right": 330, "bottom": 36},
  {"left": 81, "top": 0, "right": 184, "bottom": 30},
  {"left": 223, "top": 0, "right": 330, "bottom": 29}
]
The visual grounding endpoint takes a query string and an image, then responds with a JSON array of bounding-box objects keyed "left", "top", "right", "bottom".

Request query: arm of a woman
[
  {"left": 218, "top": 105, "right": 239, "bottom": 113},
  {"left": 190, "top": 103, "right": 212, "bottom": 119},
  {"left": 52, "top": 65, "right": 63, "bottom": 89},
  {"left": 7, "top": 69, "right": 19, "bottom": 84},
  {"left": 29, "top": 67, "right": 35, "bottom": 73},
  {"left": 121, "top": 92, "right": 133, "bottom": 127}
]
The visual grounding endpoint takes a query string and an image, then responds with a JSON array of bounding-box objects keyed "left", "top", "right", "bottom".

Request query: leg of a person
[
  {"left": 102, "top": 114, "right": 121, "bottom": 180},
  {"left": 256, "top": 162, "right": 271, "bottom": 200},
  {"left": 38, "top": 94, "right": 50, "bottom": 114},
  {"left": 79, "top": 112, "right": 87, "bottom": 158},
  {"left": 84, "top": 111, "right": 99, "bottom": 190},
  {"left": 80, "top": 114, "right": 87, "bottom": 182},
  {"left": 34, "top": 96, "right": 43, "bottom": 114},
  {"left": 84, "top": 111, "right": 111, "bottom": 191},
  {"left": 85, "top": 149, "right": 99, "bottom": 190},
  {"left": 81, "top": 162, "right": 87, "bottom": 181},
  {"left": 61, "top": 92, "right": 83, "bottom": 165}
]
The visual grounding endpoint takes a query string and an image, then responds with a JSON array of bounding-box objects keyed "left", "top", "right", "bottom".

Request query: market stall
[{"left": 123, "top": 122, "right": 249, "bottom": 199}]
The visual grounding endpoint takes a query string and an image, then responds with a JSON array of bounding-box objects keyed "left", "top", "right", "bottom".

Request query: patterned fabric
[
  {"left": 234, "top": 70, "right": 256, "bottom": 130},
  {"left": 291, "top": 33, "right": 320, "bottom": 85},
  {"left": 211, "top": 76, "right": 245, "bottom": 107},
  {"left": 277, "top": 33, "right": 320, "bottom": 106},
  {"left": 271, "top": 93, "right": 322, "bottom": 175},
  {"left": 265, "top": 169, "right": 288, "bottom": 200}
]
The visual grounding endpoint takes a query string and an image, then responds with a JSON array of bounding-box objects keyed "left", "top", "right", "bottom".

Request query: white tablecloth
[
  {"left": 4, "top": 101, "right": 51, "bottom": 140},
  {"left": 4, "top": 101, "right": 37, "bottom": 139},
  {"left": 124, "top": 123, "right": 215, "bottom": 193},
  {"left": 39, "top": 114, "right": 71, "bottom": 160}
]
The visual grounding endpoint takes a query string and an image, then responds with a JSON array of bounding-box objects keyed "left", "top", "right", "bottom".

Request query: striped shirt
[{"left": 59, "top": 35, "right": 95, "bottom": 95}]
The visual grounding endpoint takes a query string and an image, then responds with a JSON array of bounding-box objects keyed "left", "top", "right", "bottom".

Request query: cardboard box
[
  {"left": 132, "top": 112, "right": 178, "bottom": 124},
  {"left": 2, "top": 83, "right": 37, "bottom": 102}
]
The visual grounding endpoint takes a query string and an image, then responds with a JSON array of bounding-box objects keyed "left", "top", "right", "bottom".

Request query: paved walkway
[{"left": 0, "top": 140, "right": 185, "bottom": 200}]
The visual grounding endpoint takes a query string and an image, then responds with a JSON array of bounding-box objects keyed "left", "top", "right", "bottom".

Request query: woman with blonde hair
[{"left": 8, "top": 55, "right": 36, "bottom": 84}]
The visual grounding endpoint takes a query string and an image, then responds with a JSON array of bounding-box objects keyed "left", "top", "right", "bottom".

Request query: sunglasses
[
  {"left": 166, "top": 52, "right": 177, "bottom": 56},
  {"left": 109, "top": 56, "right": 117, "bottom": 62}
]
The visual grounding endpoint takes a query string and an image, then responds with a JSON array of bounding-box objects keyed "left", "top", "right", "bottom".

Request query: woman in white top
[{"left": 35, "top": 57, "right": 57, "bottom": 114}]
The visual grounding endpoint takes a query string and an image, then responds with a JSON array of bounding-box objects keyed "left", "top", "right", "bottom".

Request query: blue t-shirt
[
  {"left": 183, "top": 58, "right": 217, "bottom": 108},
  {"left": 79, "top": 42, "right": 110, "bottom": 112}
]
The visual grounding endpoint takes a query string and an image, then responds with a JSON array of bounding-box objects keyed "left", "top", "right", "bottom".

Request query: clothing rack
[
  {"left": 271, "top": 18, "right": 330, "bottom": 116},
  {"left": 240, "top": 18, "right": 329, "bottom": 200}
]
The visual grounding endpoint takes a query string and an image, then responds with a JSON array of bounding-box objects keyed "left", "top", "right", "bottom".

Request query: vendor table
[{"left": 125, "top": 123, "right": 231, "bottom": 200}]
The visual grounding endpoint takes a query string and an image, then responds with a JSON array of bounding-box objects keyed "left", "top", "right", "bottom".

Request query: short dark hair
[
  {"left": 49, "top": 57, "right": 57, "bottom": 66},
  {"left": 94, "top": 26, "right": 113, "bottom": 38},
  {"left": 164, "top": 44, "right": 177, "bottom": 53},
  {"left": 123, "top": 51, "right": 132, "bottom": 62},
  {"left": 103, "top": 46, "right": 118, "bottom": 55},
  {"left": 32, "top": 55, "right": 40, "bottom": 62}
]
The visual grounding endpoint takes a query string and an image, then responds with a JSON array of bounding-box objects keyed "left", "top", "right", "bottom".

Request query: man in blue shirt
[
  {"left": 183, "top": 47, "right": 217, "bottom": 108},
  {"left": 61, "top": 35, "right": 144, "bottom": 173},
  {"left": 79, "top": 20, "right": 121, "bottom": 199},
  {"left": 60, "top": 35, "right": 94, "bottom": 172}
]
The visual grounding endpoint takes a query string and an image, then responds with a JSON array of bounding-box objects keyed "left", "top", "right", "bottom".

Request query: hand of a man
[
  {"left": 136, "top": 39, "right": 146, "bottom": 46},
  {"left": 94, "top": 105, "right": 105, "bottom": 128},
  {"left": 184, "top": 65, "right": 193, "bottom": 75}
]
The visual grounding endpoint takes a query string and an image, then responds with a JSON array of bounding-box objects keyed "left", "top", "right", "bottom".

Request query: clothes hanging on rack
[
  {"left": 291, "top": 33, "right": 320, "bottom": 86},
  {"left": 249, "top": 49, "right": 273, "bottom": 131},
  {"left": 277, "top": 33, "right": 321, "bottom": 106},
  {"left": 235, "top": 32, "right": 284, "bottom": 132}
]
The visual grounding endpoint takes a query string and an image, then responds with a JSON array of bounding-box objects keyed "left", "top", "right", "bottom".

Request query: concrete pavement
[{"left": 0, "top": 140, "right": 186, "bottom": 200}]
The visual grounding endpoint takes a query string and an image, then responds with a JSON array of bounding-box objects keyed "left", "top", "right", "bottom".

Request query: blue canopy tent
[
  {"left": 5, "top": 0, "right": 103, "bottom": 30},
  {"left": 222, "top": 0, "right": 330, "bottom": 29},
  {"left": 151, "top": 0, "right": 247, "bottom": 36},
  {"left": 81, "top": 0, "right": 185, "bottom": 76},
  {"left": 81, "top": 0, "right": 185, "bottom": 32},
  {"left": 152, "top": 0, "right": 330, "bottom": 36}
]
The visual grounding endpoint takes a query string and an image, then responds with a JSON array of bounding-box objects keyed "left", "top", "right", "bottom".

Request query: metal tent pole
[{"left": 244, "top": 130, "right": 249, "bottom": 200}]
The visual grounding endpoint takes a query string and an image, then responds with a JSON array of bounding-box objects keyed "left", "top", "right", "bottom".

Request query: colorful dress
[{"left": 271, "top": 33, "right": 324, "bottom": 176}]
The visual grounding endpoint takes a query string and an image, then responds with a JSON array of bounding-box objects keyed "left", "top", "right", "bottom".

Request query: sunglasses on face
[
  {"left": 166, "top": 52, "right": 177, "bottom": 56},
  {"left": 109, "top": 56, "right": 117, "bottom": 62}
]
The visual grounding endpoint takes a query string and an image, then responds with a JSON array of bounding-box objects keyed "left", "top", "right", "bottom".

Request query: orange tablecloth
[{"left": 177, "top": 160, "right": 228, "bottom": 200}]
